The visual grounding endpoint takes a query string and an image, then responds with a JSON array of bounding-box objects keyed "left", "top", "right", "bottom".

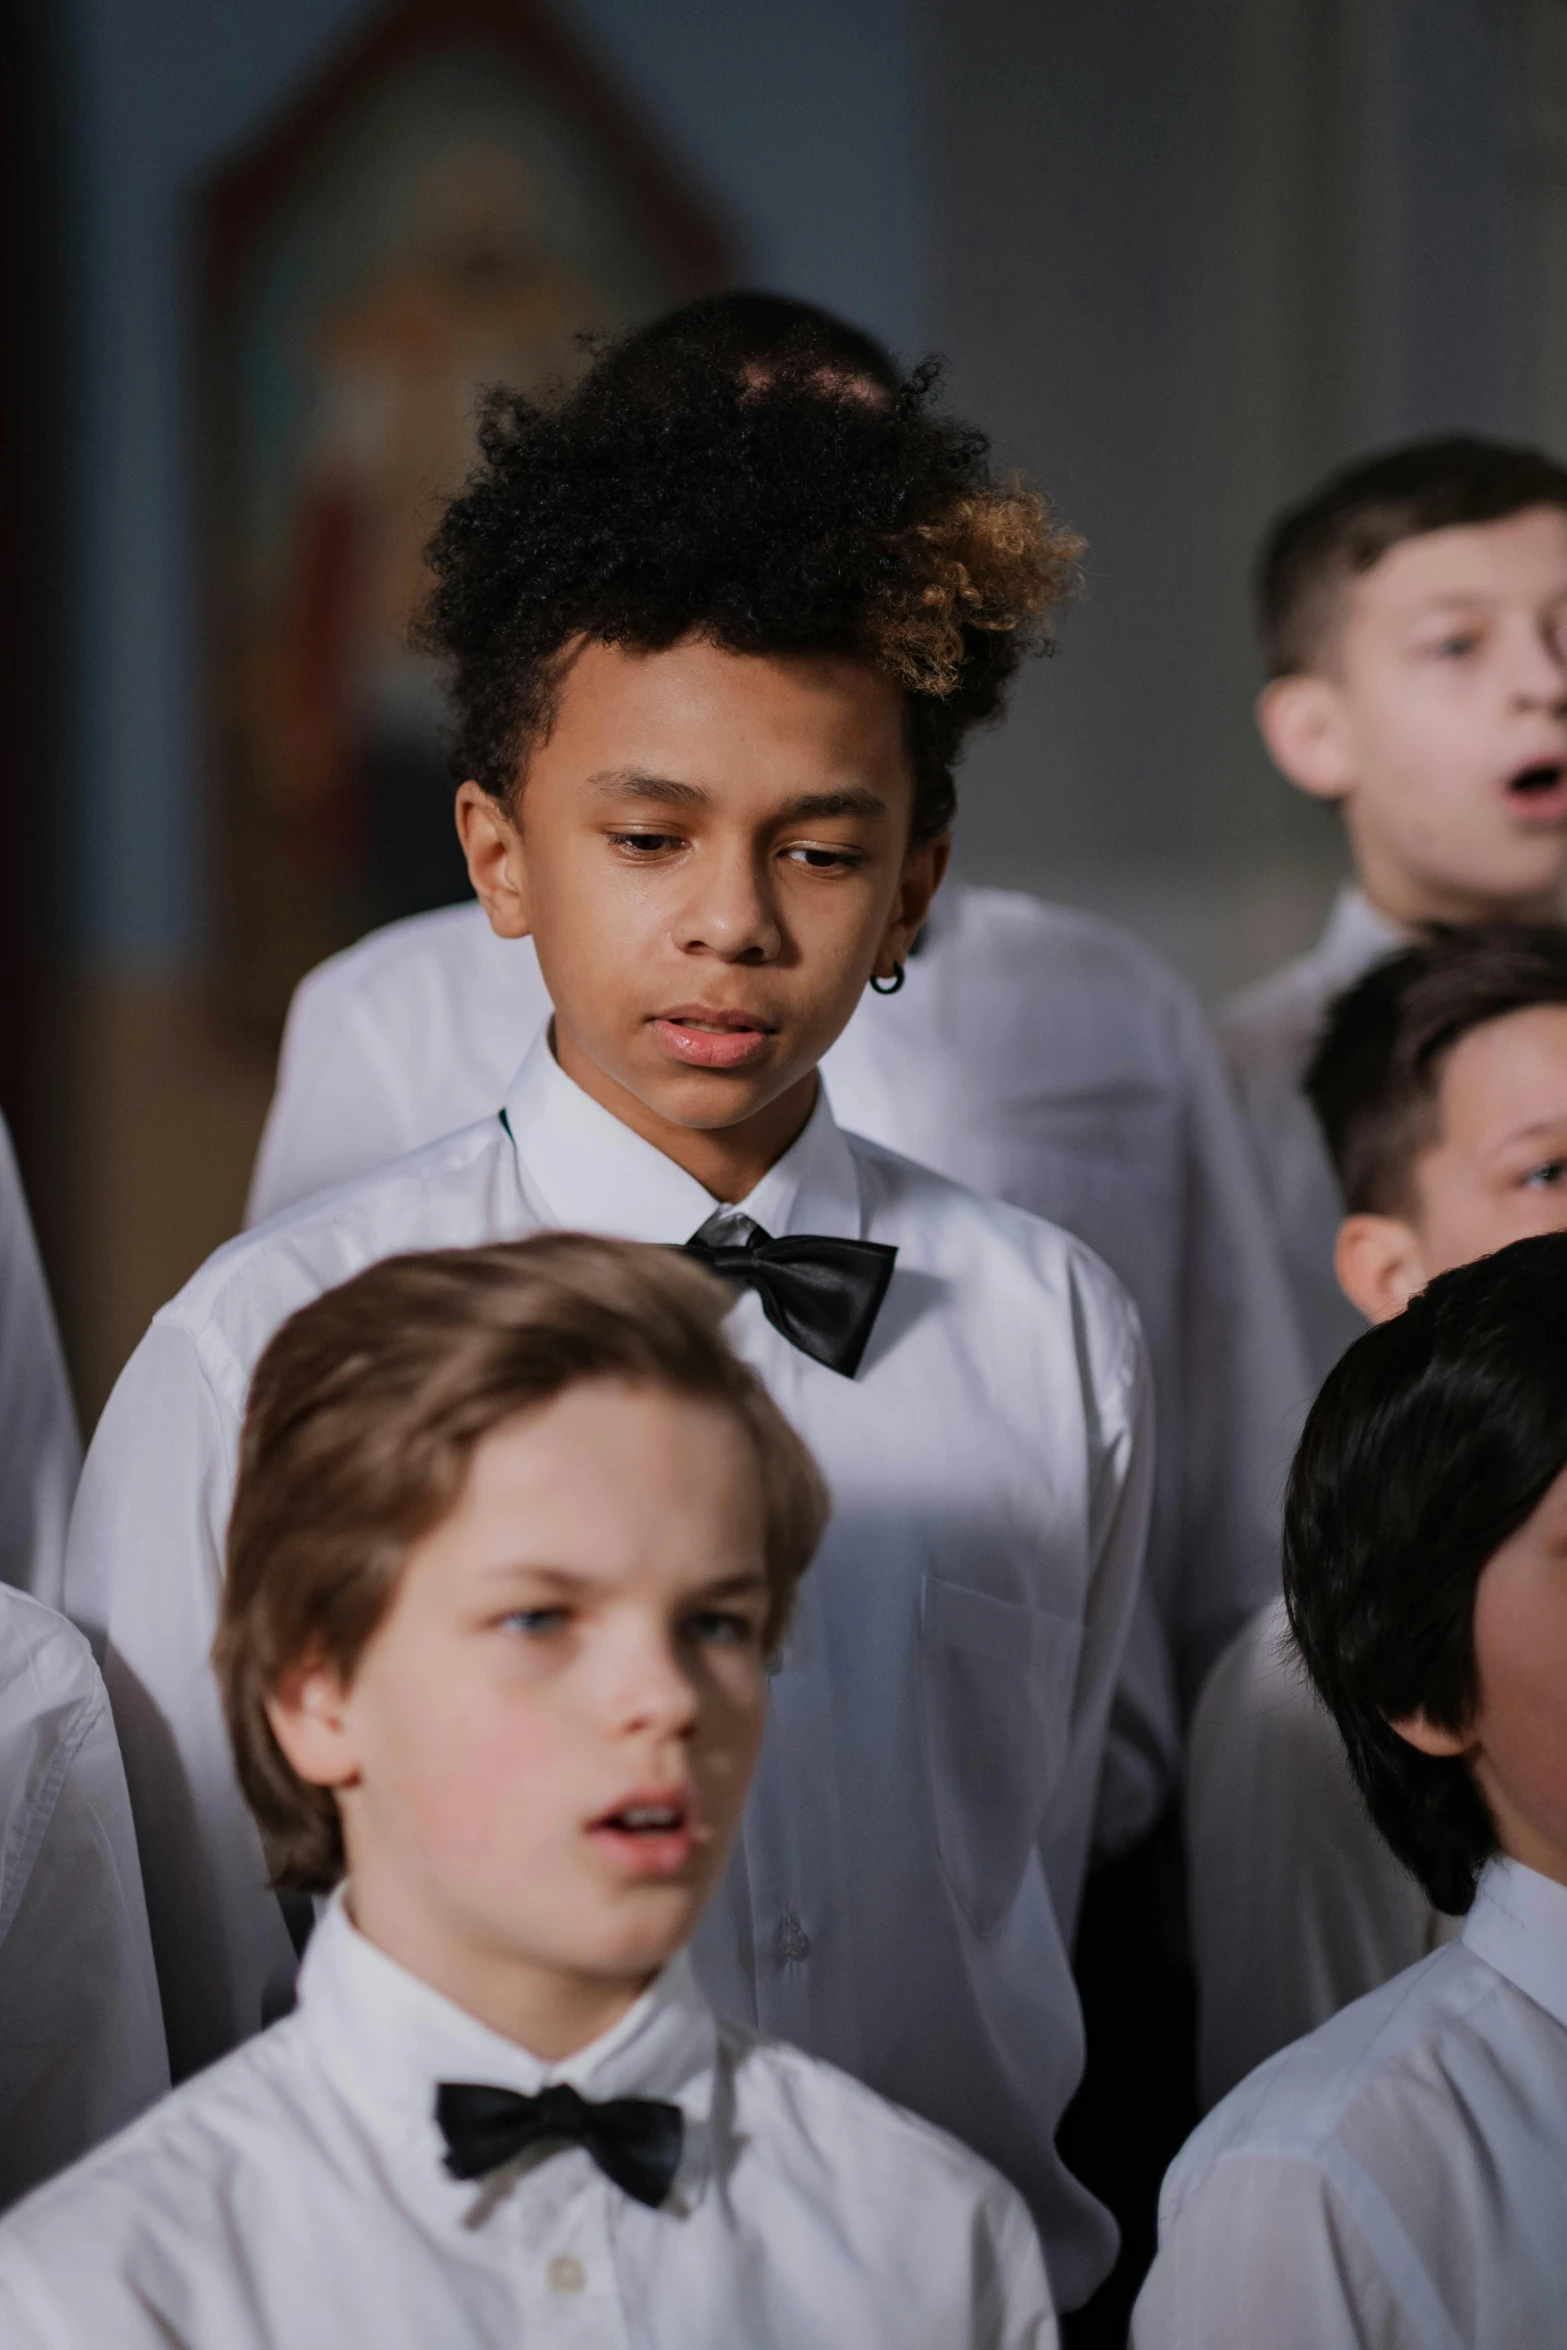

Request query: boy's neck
[
  {"left": 344, "top": 1880, "right": 659, "bottom": 2063},
  {"left": 553, "top": 1023, "right": 819, "bottom": 1204}
]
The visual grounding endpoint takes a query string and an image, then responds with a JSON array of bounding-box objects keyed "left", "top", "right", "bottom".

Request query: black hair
[
  {"left": 417, "top": 310, "right": 1081, "bottom": 842},
  {"left": 1257, "top": 435, "right": 1567, "bottom": 677},
  {"left": 1284, "top": 1231, "right": 1567, "bottom": 1913},
  {"left": 595, "top": 289, "right": 902, "bottom": 399},
  {"left": 1306, "top": 924, "right": 1567, "bottom": 1214}
]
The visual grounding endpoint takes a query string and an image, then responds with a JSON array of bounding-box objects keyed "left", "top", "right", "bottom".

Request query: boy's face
[
  {"left": 1258, "top": 507, "right": 1567, "bottom": 925},
  {"left": 1393, "top": 1455, "right": 1567, "bottom": 1892},
  {"left": 457, "top": 636, "right": 946, "bottom": 1200},
  {"left": 1335, "top": 1003, "right": 1567, "bottom": 1321},
  {"left": 271, "top": 1379, "right": 774, "bottom": 2057}
]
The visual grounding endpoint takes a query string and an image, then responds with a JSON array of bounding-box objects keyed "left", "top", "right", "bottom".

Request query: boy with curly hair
[
  {"left": 67, "top": 330, "right": 1151, "bottom": 2310},
  {"left": 251, "top": 293, "right": 1306, "bottom": 1879},
  {"left": 0, "top": 1237, "right": 1055, "bottom": 2347}
]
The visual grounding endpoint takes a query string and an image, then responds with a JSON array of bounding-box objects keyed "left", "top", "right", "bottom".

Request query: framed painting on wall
[{"left": 198, "top": 0, "right": 728, "bottom": 1036}]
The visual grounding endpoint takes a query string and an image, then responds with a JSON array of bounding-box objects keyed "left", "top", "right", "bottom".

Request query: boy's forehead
[
  {"left": 543, "top": 636, "right": 912, "bottom": 794},
  {"left": 1352, "top": 505, "right": 1567, "bottom": 623},
  {"left": 1435, "top": 1001, "right": 1567, "bottom": 1136}
]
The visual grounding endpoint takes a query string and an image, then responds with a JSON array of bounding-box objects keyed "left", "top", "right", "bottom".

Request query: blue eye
[
  {"left": 502, "top": 1607, "right": 569, "bottom": 1638},
  {"left": 1523, "top": 1160, "right": 1567, "bottom": 1190},
  {"left": 682, "top": 1610, "right": 758, "bottom": 1648}
]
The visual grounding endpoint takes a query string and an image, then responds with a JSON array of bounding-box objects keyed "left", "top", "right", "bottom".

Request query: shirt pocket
[{"left": 919, "top": 1576, "right": 1084, "bottom": 1938}]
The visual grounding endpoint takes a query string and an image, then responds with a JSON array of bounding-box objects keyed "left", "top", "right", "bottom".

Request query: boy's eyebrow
[
  {"left": 1483, "top": 1113, "right": 1567, "bottom": 1157},
  {"left": 583, "top": 768, "right": 890, "bottom": 824},
  {"left": 772, "top": 787, "right": 890, "bottom": 824},
  {"left": 471, "top": 1561, "right": 771, "bottom": 1599},
  {"left": 585, "top": 767, "right": 712, "bottom": 809}
]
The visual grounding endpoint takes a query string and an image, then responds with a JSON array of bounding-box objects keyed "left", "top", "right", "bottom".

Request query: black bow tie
[
  {"left": 436, "top": 2080, "right": 684, "bottom": 2208},
  {"left": 684, "top": 1214, "right": 896, "bottom": 1378}
]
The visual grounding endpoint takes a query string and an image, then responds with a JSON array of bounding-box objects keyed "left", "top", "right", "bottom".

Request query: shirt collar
[
  {"left": 1315, "top": 884, "right": 1410, "bottom": 988},
  {"left": 501, "top": 1025, "right": 863, "bottom": 1245},
  {"left": 1461, "top": 1857, "right": 1567, "bottom": 2033},
  {"left": 300, "top": 1890, "right": 721, "bottom": 2209}
]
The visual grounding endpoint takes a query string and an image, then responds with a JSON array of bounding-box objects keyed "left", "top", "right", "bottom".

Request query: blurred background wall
[{"left": 5, "top": 0, "right": 1566, "bottom": 1419}]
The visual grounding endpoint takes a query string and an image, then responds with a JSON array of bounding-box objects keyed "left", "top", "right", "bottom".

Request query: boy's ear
[
  {"left": 1386, "top": 1707, "right": 1472, "bottom": 1760},
  {"left": 1334, "top": 1212, "right": 1430, "bottom": 1324},
  {"left": 265, "top": 1657, "right": 361, "bottom": 1793},
  {"left": 1255, "top": 673, "right": 1355, "bottom": 802},
  {"left": 455, "top": 782, "right": 533, "bottom": 940},
  {"left": 874, "top": 831, "right": 950, "bottom": 982}
]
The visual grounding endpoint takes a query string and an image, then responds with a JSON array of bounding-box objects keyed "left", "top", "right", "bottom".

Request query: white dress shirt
[
  {"left": 248, "top": 881, "right": 1307, "bottom": 1849},
  {"left": 1132, "top": 1857, "right": 1567, "bottom": 2349},
  {"left": 1184, "top": 1595, "right": 1453, "bottom": 2108},
  {"left": 69, "top": 1029, "right": 1152, "bottom": 2308},
  {"left": 0, "top": 1893, "right": 1056, "bottom": 2350},
  {"left": 0, "top": 1582, "right": 168, "bottom": 2207},
  {"left": 1217, "top": 885, "right": 1406, "bottom": 1387},
  {"left": 0, "top": 1113, "right": 80, "bottom": 1607}
]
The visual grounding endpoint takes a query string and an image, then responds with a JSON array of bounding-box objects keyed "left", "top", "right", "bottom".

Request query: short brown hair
[
  {"left": 215, "top": 1234, "right": 829, "bottom": 1894},
  {"left": 1257, "top": 435, "right": 1567, "bottom": 678},
  {"left": 1306, "top": 924, "right": 1567, "bottom": 1215}
]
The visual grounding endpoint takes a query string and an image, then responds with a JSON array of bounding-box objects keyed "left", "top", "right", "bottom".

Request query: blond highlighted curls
[{"left": 871, "top": 486, "right": 1086, "bottom": 699}]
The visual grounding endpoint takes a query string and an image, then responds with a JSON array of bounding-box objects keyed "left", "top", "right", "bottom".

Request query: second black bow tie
[
  {"left": 685, "top": 1215, "right": 897, "bottom": 1378},
  {"left": 436, "top": 2080, "right": 684, "bottom": 2208}
]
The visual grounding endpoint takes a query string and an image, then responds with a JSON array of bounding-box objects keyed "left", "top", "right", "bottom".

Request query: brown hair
[
  {"left": 215, "top": 1234, "right": 829, "bottom": 1894},
  {"left": 1257, "top": 435, "right": 1567, "bottom": 679},
  {"left": 1306, "top": 923, "right": 1567, "bottom": 1216}
]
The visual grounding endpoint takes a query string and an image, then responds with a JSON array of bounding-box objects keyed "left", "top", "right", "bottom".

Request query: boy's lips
[
  {"left": 586, "top": 1786, "right": 709, "bottom": 1879},
  {"left": 651, "top": 1008, "right": 777, "bottom": 1071},
  {"left": 1505, "top": 759, "right": 1567, "bottom": 822}
]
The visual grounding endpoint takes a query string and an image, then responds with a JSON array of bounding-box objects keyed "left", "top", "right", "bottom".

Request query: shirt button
[
  {"left": 775, "top": 1912, "right": 811, "bottom": 1961},
  {"left": 547, "top": 2254, "right": 586, "bottom": 2294}
]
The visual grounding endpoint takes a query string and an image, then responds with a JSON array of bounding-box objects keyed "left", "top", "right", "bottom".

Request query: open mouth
[
  {"left": 1507, "top": 760, "right": 1567, "bottom": 801},
  {"left": 588, "top": 1791, "right": 705, "bottom": 1877}
]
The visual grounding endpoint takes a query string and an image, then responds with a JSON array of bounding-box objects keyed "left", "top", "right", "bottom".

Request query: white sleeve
[
  {"left": 1186, "top": 1601, "right": 1446, "bottom": 2108},
  {"left": 0, "top": 1653, "right": 168, "bottom": 2206},
  {"left": 1166, "top": 994, "right": 1311, "bottom": 1703},
  {"left": 1039, "top": 1287, "right": 1155, "bottom": 1943},
  {"left": 246, "top": 971, "right": 419, "bottom": 1227},
  {"left": 1131, "top": 2153, "right": 1419, "bottom": 2350},
  {"left": 63, "top": 1321, "right": 296, "bottom": 2080},
  {"left": 984, "top": 2181, "right": 1060, "bottom": 2349},
  {"left": 0, "top": 1117, "right": 81, "bottom": 1609}
]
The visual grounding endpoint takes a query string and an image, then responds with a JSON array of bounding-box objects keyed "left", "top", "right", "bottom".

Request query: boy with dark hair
[
  {"left": 1220, "top": 435, "right": 1567, "bottom": 1379},
  {"left": 1, "top": 1237, "right": 1055, "bottom": 2347},
  {"left": 65, "top": 330, "right": 1151, "bottom": 2309},
  {"left": 1189, "top": 923, "right": 1567, "bottom": 2103},
  {"left": 250, "top": 289, "right": 1306, "bottom": 1885},
  {"left": 1136, "top": 1231, "right": 1567, "bottom": 2347}
]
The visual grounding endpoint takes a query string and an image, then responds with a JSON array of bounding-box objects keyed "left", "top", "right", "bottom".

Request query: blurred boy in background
[
  {"left": 1220, "top": 438, "right": 1567, "bottom": 1380},
  {"left": 1190, "top": 925, "right": 1567, "bottom": 2102},
  {"left": 0, "top": 1112, "right": 167, "bottom": 2201}
]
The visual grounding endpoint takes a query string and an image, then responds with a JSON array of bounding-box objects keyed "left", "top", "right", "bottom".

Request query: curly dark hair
[
  {"left": 1283, "top": 1232, "right": 1567, "bottom": 1914},
  {"left": 416, "top": 325, "right": 1082, "bottom": 841}
]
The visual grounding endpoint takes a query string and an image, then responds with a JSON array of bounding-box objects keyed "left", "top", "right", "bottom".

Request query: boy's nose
[
  {"left": 602, "top": 1632, "right": 700, "bottom": 1738},
  {"left": 672, "top": 849, "right": 783, "bottom": 963}
]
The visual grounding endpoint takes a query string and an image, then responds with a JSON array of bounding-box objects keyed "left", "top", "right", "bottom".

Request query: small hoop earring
[{"left": 870, "top": 963, "right": 906, "bottom": 996}]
